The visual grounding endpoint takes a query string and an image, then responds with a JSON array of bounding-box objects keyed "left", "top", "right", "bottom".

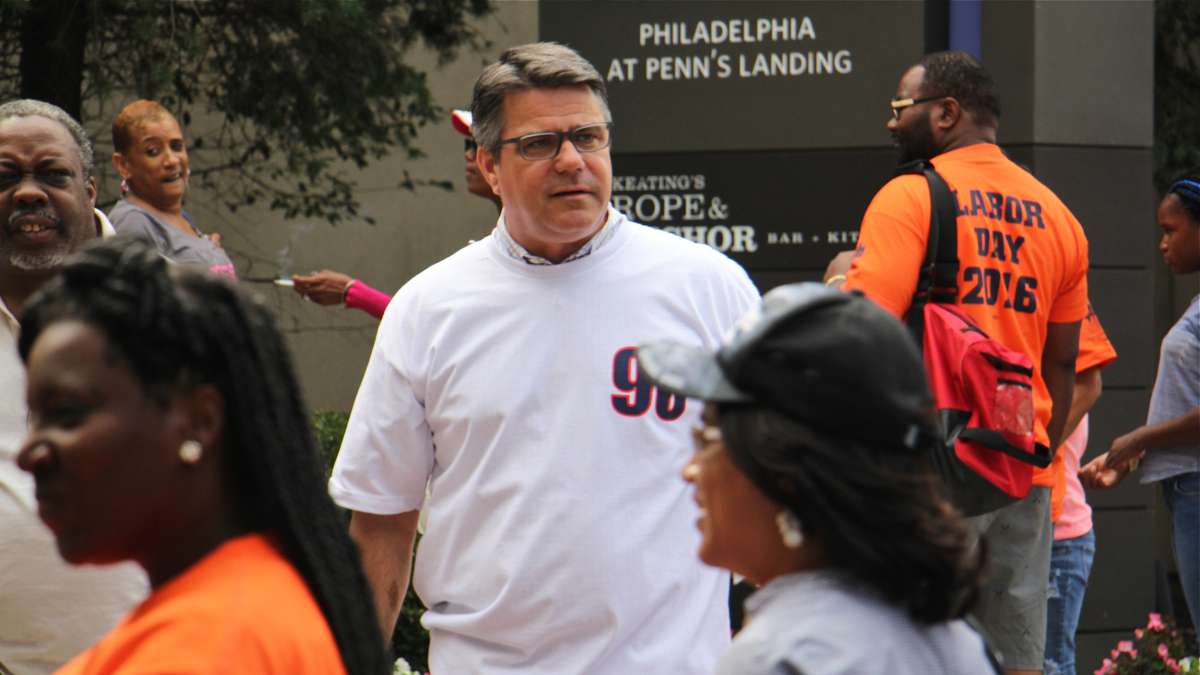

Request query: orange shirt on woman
[{"left": 56, "top": 534, "right": 346, "bottom": 675}]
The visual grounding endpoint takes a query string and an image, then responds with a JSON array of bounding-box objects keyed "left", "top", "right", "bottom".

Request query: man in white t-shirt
[
  {"left": 330, "top": 43, "right": 758, "bottom": 674},
  {"left": 0, "top": 99, "right": 148, "bottom": 674}
]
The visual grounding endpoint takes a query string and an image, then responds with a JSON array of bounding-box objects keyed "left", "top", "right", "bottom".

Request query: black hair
[
  {"left": 918, "top": 51, "right": 1001, "bottom": 128},
  {"left": 716, "top": 403, "right": 984, "bottom": 624},
  {"left": 1166, "top": 168, "right": 1200, "bottom": 223},
  {"left": 18, "top": 238, "right": 390, "bottom": 675}
]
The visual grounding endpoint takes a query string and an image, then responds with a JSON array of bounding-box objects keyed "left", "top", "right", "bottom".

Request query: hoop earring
[
  {"left": 776, "top": 510, "right": 803, "bottom": 549},
  {"left": 179, "top": 439, "right": 203, "bottom": 465}
]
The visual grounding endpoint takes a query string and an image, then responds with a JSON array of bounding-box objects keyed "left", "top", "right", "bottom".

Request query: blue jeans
[
  {"left": 1162, "top": 472, "right": 1200, "bottom": 630},
  {"left": 1044, "top": 528, "right": 1095, "bottom": 675}
]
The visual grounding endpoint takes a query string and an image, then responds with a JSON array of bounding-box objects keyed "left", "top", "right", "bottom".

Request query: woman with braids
[
  {"left": 1082, "top": 170, "right": 1200, "bottom": 632},
  {"left": 109, "top": 100, "right": 236, "bottom": 277},
  {"left": 14, "top": 238, "right": 389, "bottom": 674},
  {"left": 636, "top": 283, "right": 999, "bottom": 675}
]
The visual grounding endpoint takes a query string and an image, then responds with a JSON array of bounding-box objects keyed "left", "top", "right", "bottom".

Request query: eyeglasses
[
  {"left": 890, "top": 95, "right": 945, "bottom": 120},
  {"left": 498, "top": 123, "right": 612, "bottom": 161},
  {"left": 464, "top": 138, "right": 477, "bottom": 155}
]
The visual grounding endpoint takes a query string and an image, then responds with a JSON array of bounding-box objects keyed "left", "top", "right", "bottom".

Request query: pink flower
[
  {"left": 1160, "top": 643, "right": 1171, "bottom": 659},
  {"left": 1148, "top": 612, "right": 1166, "bottom": 630},
  {"left": 1167, "top": 658, "right": 1181, "bottom": 673},
  {"left": 1136, "top": 628, "right": 1145, "bottom": 639},
  {"left": 1095, "top": 658, "right": 1113, "bottom": 675},
  {"left": 1118, "top": 640, "right": 1135, "bottom": 653}
]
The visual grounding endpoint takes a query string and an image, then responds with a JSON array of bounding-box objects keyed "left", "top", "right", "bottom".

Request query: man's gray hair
[
  {"left": 471, "top": 42, "right": 610, "bottom": 156},
  {"left": 0, "top": 99, "right": 94, "bottom": 177}
]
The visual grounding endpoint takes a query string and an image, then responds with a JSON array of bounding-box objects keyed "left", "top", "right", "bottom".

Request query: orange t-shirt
[
  {"left": 845, "top": 143, "right": 1090, "bottom": 487},
  {"left": 1048, "top": 304, "right": 1118, "bottom": 520},
  {"left": 56, "top": 534, "right": 347, "bottom": 675}
]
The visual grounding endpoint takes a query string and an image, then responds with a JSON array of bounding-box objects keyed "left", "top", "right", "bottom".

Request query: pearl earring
[
  {"left": 775, "top": 510, "right": 803, "bottom": 549},
  {"left": 179, "top": 439, "right": 203, "bottom": 465}
]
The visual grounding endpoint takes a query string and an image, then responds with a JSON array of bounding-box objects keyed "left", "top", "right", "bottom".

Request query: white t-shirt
[
  {"left": 331, "top": 210, "right": 759, "bottom": 675},
  {"left": 0, "top": 211, "right": 148, "bottom": 675},
  {"left": 718, "top": 571, "right": 996, "bottom": 675}
]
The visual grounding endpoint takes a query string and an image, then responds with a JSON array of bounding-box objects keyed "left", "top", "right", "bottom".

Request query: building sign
[
  {"left": 542, "top": 1, "right": 924, "bottom": 270},
  {"left": 611, "top": 150, "right": 897, "bottom": 269},
  {"left": 540, "top": 1, "right": 923, "bottom": 153}
]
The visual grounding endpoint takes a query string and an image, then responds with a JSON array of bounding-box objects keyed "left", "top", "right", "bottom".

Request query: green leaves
[
  {"left": 0, "top": 0, "right": 492, "bottom": 224},
  {"left": 1155, "top": 0, "right": 1200, "bottom": 190}
]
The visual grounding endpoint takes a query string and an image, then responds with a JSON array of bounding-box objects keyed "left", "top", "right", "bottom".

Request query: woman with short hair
[
  {"left": 1082, "top": 170, "right": 1200, "bottom": 633},
  {"left": 109, "top": 100, "right": 235, "bottom": 277}
]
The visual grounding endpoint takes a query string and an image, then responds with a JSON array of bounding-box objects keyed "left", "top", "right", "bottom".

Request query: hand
[
  {"left": 823, "top": 250, "right": 856, "bottom": 285},
  {"left": 1105, "top": 429, "right": 1145, "bottom": 469},
  {"left": 292, "top": 270, "right": 354, "bottom": 306},
  {"left": 208, "top": 232, "right": 223, "bottom": 249},
  {"left": 1080, "top": 451, "right": 1137, "bottom": 489}
]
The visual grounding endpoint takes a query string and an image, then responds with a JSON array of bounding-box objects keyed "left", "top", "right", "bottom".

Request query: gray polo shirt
[
  {"left": 109, "top": 200, "right": 236, "bottom": 277},
  {"left": 717, "top": 570, "right": 995, "bottom": 675}
]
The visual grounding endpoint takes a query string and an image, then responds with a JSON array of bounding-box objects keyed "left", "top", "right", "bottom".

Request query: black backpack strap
[
  {"left": 923, "top": 164, "right": 960, "bottom": 305},
  {"left": 898, "top": 159, "right": 960, "bottom": 342},
  {"left": 957, "top": 429, "right": 1054, "bottom": 468},
  {"left": 896, "top": 159, "right": 960, "bottom": 306},
  {"left": 895, "top": 160, "right": 935, "bottom": 312}
]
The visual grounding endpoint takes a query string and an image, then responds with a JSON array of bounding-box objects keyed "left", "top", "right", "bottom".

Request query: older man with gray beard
[{"left": 0, "top": 99, "right": 147, "bottom": 674}]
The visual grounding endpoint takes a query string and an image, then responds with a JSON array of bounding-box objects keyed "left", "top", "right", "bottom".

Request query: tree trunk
[{"left": 19, "top": 0, "right": 89, "bottom": 121}]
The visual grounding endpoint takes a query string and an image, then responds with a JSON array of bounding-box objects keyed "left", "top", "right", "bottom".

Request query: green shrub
[
  {"left": 313, "top": 411, "right": 430, "bottom": 671},
  {"left": 313, "top": 410, "right": 350, "bottom": 476}
]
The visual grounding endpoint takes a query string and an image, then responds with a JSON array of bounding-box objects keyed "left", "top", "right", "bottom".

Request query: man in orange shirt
[{"left": 827, "top": 51, "right": 1089, "bottom": 675}]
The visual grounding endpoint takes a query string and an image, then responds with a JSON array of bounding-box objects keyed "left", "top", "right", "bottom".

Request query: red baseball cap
[{"left": 450, "top": 109, "right": 472, "bottom": 137}]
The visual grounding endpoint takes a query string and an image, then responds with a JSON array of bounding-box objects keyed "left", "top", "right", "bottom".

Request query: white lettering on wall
[{"left": 610, "top": 16, "right": 852, "bottom": 83}]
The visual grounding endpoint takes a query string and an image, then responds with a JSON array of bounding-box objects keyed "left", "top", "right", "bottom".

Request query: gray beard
[{"left": 8, "top": 250, "right": 67, "bottom": 271}]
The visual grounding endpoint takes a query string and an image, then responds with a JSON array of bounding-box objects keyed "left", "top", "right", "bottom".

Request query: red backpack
[{"left": 902, "top": 161, "right": 1052, "bottom": 516}]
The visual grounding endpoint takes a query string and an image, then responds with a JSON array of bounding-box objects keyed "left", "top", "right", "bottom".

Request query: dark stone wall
[{"left": 545, "top": 1, "right": 1160, "bottom": 670}]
